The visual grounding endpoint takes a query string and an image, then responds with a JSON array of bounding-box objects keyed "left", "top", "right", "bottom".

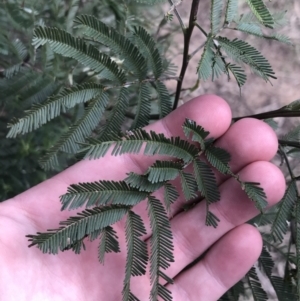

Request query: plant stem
[
  {"left": 233, "top": 110, "right": 300, "bottom": 122},
  {"left": 173, "top": 0, "right": 201, "bottom": 111}
]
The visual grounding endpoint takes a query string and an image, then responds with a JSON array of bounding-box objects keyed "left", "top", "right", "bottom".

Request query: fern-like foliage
[
  {"left": 247, "top": 267, "right": 268, "bottom": 301},
  {"left": 246, "top": 0, "right": 274, "bottom": 28}
]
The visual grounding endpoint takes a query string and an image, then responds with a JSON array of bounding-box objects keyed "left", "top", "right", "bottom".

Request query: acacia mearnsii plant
[{"left": 1, "top": 0, "right": 300, "bottom": 300}]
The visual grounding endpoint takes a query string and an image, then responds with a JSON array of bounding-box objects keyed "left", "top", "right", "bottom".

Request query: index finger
[{"left": 1, "top": 94, "right": 232, "bottom": 228}]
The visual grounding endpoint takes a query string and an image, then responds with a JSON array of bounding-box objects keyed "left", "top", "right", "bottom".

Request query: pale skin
[{"left": 0, "top": 94, "right": 286, "bottom": 301}]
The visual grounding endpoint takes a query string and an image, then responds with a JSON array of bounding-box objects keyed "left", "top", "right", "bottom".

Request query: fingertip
[{"left": 157, "top": 94, "right": 232, "bottom": 139}]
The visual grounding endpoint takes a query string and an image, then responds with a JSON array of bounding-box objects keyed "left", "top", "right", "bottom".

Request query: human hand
[{"left": 0, "top": 95, "right": 285, "bottom": 301}]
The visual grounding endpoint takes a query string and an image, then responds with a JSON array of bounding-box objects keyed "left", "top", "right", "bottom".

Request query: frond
[
  {"left": 193, "top": 158, "right": 220, "bottom": 204},
  {"left": 217, "top": 37, "right": 276, "bottom": 81},
  {"left": 271, "top": 181, "right": 297, "bottom": 242},
  {"left": 182, "top": 118, "right": 210, "bottom": 150},
  {"left": 123, "top": 211, "right": 148, "bottom": 301},
  {"left": 226, "top": 63, "right": 247, "bottom": 88},
  {"left": 210, "top": 0, "right": 224, "bottom": 35},
  {"left": 125, "top": 172, "right": 165, "bottom": 192},
  {"left": 242, "top": 182, "right": 268, "bottom": 212},
  {"left": 179, "top": 171, "right": 198, "bottom": 201},
  {"left": 246, "top": 0, "right": 274, "bottom": 28},
  {"left": 74, "top": 15, "right": 147, "bottom": 79},
  {"left": 86, "top": 129, "right": 200, "bottom": 163},
  {"left": 130, "top": 83, "right": 151, "bottom": 130},
  {"left": 155, "top": 81, "right": 172, "bottom": 118},
  {"left": 225, "top": 0, "right": 238, "bottom": 24},
  {"left": 66, "top": 0, "right": 80, "bottom": 32},
  {"left": 7, "top": 83, "right": 105, "bottom": 138},
  {"left": 60, "top": 180, "right": 149, "bottom": 210},
  {"left": 205, "top": 145, "right": 231, "bottom": 174},
  {"left": 164, "top": 183, "right": 179, "bottom": 214},
  {"left": 39, "top": 92, "right": 109, "bottom": 169},
  {"left": 27, "top": 205, "right": 130, "bottom": 254},
  {"left": 247, "top": 267, "right": 268, "bottom": 301},
  {"left": 268, "top": 33, "right": 292, "bottom": 45},
  {"left": 148, "top": 197, "right": 173, "bottom": 301},
  {"left": 98, "top": 226, "right": 120, "bottom": 263},
  {"left": 32, "top": 26, "right": 126, "bottom": 83},
  {"left": 98, "top": 88, "right": 129, "bottom": 141},
  {"left": 197, "top": 37, "right": 214, "bottom": 81},
  {"left": 147, "top": 160, "right": 183, "bottom": 183},
  {"left": 133, "top": 26, "right": 163, "bottom": 78}
]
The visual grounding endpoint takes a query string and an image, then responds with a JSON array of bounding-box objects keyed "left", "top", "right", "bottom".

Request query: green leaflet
[
  {"left": 60, "top": 180, "right": 149, "bottom": 210},
  {"left": 74, "top": 15, "right": 147, "bottom": 80},
  {"left": 97, "top": 88, "right": 129, "bottom": 141},
  {"left": 147, "top": 160, "right": 183, "bottom": 183},
  {"left": 182, "top": 118, "right": 210, "bottom": 150},
  {"left": 210, "top": 0, "right": 223, "bottom": 35},
  {"left": 7, "top": 83, "right": 105, "bottom": 138},
  {"left": 164, "top": 183, "right": 179, "bottom": 214},
  {"left": 39, "top": 91, "right": 109, "bottom": 170},
  {"left": 205, "top": 144, "right": 231, "bottom": 174},
  {"left": 98, "top": 226, "right": 120, "bottom": 264},
  {"left": 242, "top": 182, "right": 268, "bottom": 212},
  {"left": 217, "top": 36, "right": 276, "bottom": 82},
  {"left": 225, "top": 0, "right": 238, "bottom": 24},
  {"left": 246, "top": 0, "right": 274, "bottom": 28},
  {"left": 148, "top": 197, "right": 173, "bottom": 301},
  {"left": 123, "top": 211, "right": 148, "bottom": 301},
  {"left": 130, "top": 83, "right": 151, "bottom": 130},
  {"left": 133, "top": 26, "right": 163, "bottom": 78},
  {"left": 271, "top": 181, "right": 297, "bottom": 242},
  {"left": 155, "top": 81, "right": 172, "bottom": 118},
  {"left": 197, "top": 37, "right": 214, "bottom": 81},
  {"left": 226, "top": 63, "right": 247, "bottom": 88},
  {"left": 247, "top": 267, "right": 268, "bottom": 301},
  {"left": 179, "top": 171, "right": 198, "bottom": 201},
  {"left": 27, "top": 205, "right": 130, "bottom": 254},
  {"left": 212, "top": 54, "right": 226, "bottom": 81},
  {"left": 32, "top": 26, "right": 126, "bottom": 83}
]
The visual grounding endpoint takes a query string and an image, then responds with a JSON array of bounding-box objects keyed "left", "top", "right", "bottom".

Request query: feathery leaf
[
  {"left": 164, "top": 183, "right": 179, "bottom": 214},
  {"left": 226, "top": 63, "right": 247, "bottom": 88},
  {"left": 32, "top": 26, "right": 126, "bottom": 83},
  {"left": 74, "top": 15, "right": 147, "bottom": 79},
  {"left": 179, "top": 171, "right": 198, "bottom": 201},
  {"left": 242, "top": 182, "right": 268, "bottom": 212},
  {"left": 27, "top": 205, "right": 130, "bottom": 254},
  {"left": 205, "top": 144, "right": 231, "bottom": 174},
  {"left": 225, "top": 0, "right": 238, "bottom": 24},
  {"left": 246, "top": 0, "right": 274, "bottom": 28},
  {"left": 147, "top": 160, "right": 183, "bottom": 183},
  {"left": 247, "top": 267, "right": 268, "bottom": 301},
  {"left": 210, "top": 0, "right": 223, "bottom": 35},
  {"left": 60, "top": 180, "right": 149, "bottom": 210},
  {"left": 197, "top": 37, "right": 214, "bottom": 81},
  {"left": 155, "top": 81, "right": 172, "bottom": 118}
]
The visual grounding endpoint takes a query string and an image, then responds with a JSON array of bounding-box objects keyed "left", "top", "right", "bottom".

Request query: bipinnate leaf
[
  {"left": 246, "top": 0, "right": 274, "bottom": 28},
  {"left": 182, "top": 118, "right": 210, "bottom": 150},
  {"left": 271, "top": 181, "right": 297, "bottom": 242},
  {"left": 98, "top": 226, "right": 120, "bottom": 264},
  {"left": 242, "top": 182, "right": 268, "bottom": 212},
  {"left": 164, "top": 183, "right": 179, "bottom": 214},
  {"left": 32, "top": 26, "right": 126, "bottom": 83},
  {"left": 123, "top": 211, "right": 148, "bottom": 301},
  {"left": 205, "top": 145, "right": 231, "bottom": 174},
  {"left": 125, "top": 172, "right": 165, "bottom": 192},
  {"left": 27, "top": 206, "right": 130, "bottom": 254},
  {"left": 148, "top": 197, "right": 174, "bottom": 301},
  {"left": 60, "top": 180, "right": 149, "bottom": 210}
]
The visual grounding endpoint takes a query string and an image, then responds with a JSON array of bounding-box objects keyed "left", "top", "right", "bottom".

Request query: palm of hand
[{"left": 0, "top": 95, "right": 285, "bottom": 301}]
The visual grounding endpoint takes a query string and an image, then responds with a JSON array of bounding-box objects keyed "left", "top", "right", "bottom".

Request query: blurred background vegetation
[{"left": 0, "top": 0, "right": 299, "bottom": 204}]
